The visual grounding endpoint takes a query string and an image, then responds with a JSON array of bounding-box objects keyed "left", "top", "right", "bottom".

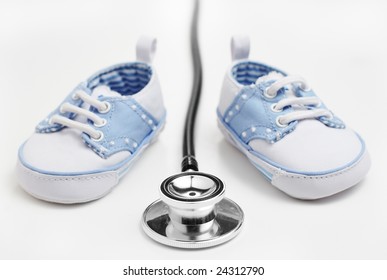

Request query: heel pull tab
[
  {"left": 136, "top": 36, "right": 157, "bottom": 63},
  {"left": 231, "top": 35, "right": 250, "bottom": 61}
]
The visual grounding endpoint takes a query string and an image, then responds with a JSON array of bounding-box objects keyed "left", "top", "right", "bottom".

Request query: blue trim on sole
[{"left": 217, "top": 110, "right": 366, "bottom": 177}]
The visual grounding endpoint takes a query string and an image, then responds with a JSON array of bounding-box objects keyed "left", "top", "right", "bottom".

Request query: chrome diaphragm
[{"left": 142, "top": 172, "right": 244, "bottom": 249}]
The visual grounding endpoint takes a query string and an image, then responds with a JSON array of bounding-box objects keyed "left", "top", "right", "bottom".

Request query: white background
[{"left": 0, "top": 0, "right": 386, "bottom": 259}]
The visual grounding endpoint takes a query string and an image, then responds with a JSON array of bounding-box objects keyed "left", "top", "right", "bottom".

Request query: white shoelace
[
  {"left": 261, "top": 75, "right": 332, "bottom": 126},
  {"left": 49, "top": 90, "right": 110, "bottom": 141}
]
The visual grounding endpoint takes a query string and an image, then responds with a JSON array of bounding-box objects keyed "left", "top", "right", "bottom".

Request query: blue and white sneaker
[
  {"left": 217, "top": 36, "right": 371, "bottom": 199},
  {"left": 17, "top": 36, "right": 166, "bottom": 204}
]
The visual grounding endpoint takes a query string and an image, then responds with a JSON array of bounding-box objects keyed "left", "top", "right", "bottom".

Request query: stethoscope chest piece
[{"left": 142, "top": 172, "right": 244, "bottom": 249}]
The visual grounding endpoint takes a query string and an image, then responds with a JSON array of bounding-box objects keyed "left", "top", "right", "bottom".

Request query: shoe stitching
[{"left": 20, "top": 163, "right": 116, "bottom": 182}]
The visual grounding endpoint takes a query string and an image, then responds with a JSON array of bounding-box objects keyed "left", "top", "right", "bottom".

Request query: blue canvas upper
[
  {"left": 34, "top": 62, "right": 164, "bottom": 159},
  {"left": 219, "top": 61, "right": 345, "bottom": 145},
  {"left": 82, "top": 95, "right": 159, "bottom": 158}
]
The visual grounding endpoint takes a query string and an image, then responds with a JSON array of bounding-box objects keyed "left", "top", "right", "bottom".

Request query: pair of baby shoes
[{"left": 17, "top": 36, "right": 370, "bottom": 203}]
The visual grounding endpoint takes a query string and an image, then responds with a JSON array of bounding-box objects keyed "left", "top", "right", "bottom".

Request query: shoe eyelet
[
  {"left": 270, "top": 103, "right": 283, "bottom": 113},
  {"left": 94, "top": 119, "right": 107, "bottom": 128},
  {"left": 59, "top": 103, "right": 68, "bottom": 114},
  {"left": 325, "top": 113, "right": 334, "bottom": 120},
  {"left": 275, "top": 116, "right": 287, "bottom": 128},
  {"left": 71, "top": 93, "right": 80, "bottom": 100},
  {"left": 263, "top": 88, "right": 276, "bottom": 99},
  {"left": 92, "top": 131, "right": 104, "bottom": 142},
  {"left": 98, "top": 102, "right": 111, "bottom": 114},
  {"left": 300, "top": 84, "right": 312, "bottom": 92}
]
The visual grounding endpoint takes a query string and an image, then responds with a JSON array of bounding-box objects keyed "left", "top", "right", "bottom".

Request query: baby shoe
[
  {"left": 17, "top": 36, "right": 166, "bottom": 203},
  {"left": 217, "top": 35, "right": 371, "bottom": 199}
]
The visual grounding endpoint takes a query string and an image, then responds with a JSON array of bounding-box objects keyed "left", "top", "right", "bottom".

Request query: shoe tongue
[
  {"left": 255, "top": 71, "right": 284, "bottom": 86},
  {"left": 91, "top": 85, "right": 121, "bottom": 99},
  {"left": 255, "top": 71, "right": 297, "bottom": 98}
]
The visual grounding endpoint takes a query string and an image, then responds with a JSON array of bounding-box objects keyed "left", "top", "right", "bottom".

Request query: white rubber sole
[
  {"left": 218, "top": 119, "right": 371, "bottom": 200},
  {"left": 17, "top": 124, "right": 164, "bottom": 204}
]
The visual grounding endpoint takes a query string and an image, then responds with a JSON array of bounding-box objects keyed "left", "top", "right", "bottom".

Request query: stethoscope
[{"left": 141, "top": 0, "right": 244, "bottom": 249}]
